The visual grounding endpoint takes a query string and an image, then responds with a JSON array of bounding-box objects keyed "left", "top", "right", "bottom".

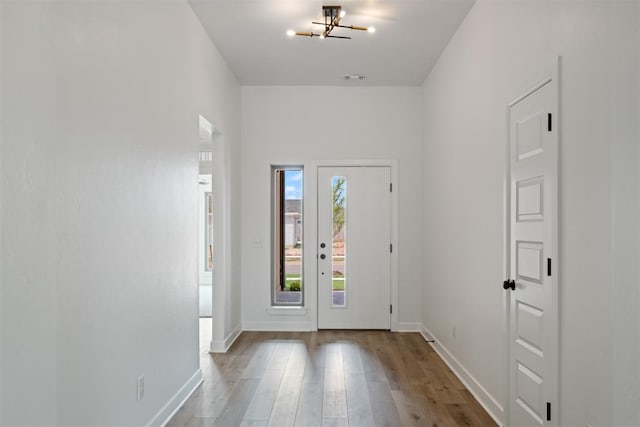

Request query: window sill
[{"left": 267, "top": 306, "right": 307, "bottom": 316}]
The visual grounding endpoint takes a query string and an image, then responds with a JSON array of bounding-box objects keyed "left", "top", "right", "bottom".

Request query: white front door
[
  {"left": 317, "top": 166, "right": 391, "bottom": 329},
  {"left": 507, "top": 71, "right": 559, "bottom": 426}
]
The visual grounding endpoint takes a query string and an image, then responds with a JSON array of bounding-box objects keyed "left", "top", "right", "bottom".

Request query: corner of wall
[
  {"left": 210, "top": 324, "right": 242, "bottom": 353},
  {"left": 420, "top": 324, "right": 505, "bottom": 426},
  {"left": 0, "top": 0, "right": 3, "bottom": 421},
  {"left": 420, "top": 81, "right": 428, "bottom": 331}
]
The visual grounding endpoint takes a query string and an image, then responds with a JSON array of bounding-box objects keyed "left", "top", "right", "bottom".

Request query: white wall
[
  {"left": 0, "top": 1, "right": 3, "bottom": 421},
  {"left": 1, "top": 3, "right": 59, "bottom": 422},
  {"left": 611, "top": 3, "right": 640, "bottom": 425},
  {"left": 241, "top": 86, "right": 423, "bottom": 331},
  {"left": 421, "top": 1, "right": 640, "bottom": 425},
  {"left": 0, "top": 1, "right": 241, "bottom": 425}
]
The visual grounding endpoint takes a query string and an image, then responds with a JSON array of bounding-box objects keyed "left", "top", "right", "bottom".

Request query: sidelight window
[{"left": 272, "top": 167, "right": 304, "bottom": 306}]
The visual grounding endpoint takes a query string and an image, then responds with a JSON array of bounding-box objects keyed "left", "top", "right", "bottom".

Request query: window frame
[{"left": 271, "top": 165, "right": 304, "bottom": 307}]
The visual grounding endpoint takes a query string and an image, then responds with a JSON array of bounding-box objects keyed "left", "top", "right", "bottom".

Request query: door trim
[
  {"left": 307, "top": 159, "right": 399, "bottom": 331},
  {"left": 199, "top": 115, "right": 233, "bottom": 353},
  {"left": 504, "top": 57, "right": 560, "bottom": 425}
]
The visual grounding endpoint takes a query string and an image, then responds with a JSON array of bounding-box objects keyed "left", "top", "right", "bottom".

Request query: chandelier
[{"left": 287, "top": 5, "right": 376, "bottom": 40}]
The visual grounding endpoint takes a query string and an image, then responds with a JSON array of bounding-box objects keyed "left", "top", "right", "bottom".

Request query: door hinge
[
  {"left": 390, "top": 183, "right": 393, "bottom": 192},
  {"left": 546, "top": 402, "right": 551, "bottom": 421},
  {"left": 390, "top": 244, "right": 393, "bottom": 253},
  {"left": 547, "top": 113, "right": 552, "bottom": 132},
  {"left": 547, "top": 258, "right": 552, "bottom": 276},
  {"left": 390, "top": 304, "right": 393, "bottom": 314}
]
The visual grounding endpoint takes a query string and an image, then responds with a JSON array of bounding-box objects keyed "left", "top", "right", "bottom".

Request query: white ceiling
[{"left": 188, "top": 0, "right": 475, "bottom": 86}]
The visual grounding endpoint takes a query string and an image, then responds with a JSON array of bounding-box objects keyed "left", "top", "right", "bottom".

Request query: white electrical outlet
[{"left": 137, "top": 375, "right": 145, "bottom": 401}]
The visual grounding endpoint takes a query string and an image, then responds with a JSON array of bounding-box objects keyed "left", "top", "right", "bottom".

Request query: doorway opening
[
  {"left": 198, "top": 116, "right": 213, "bottom": 356},
  {"left": 197, "top": 115, "right": 229, "bottom": 353},
  {"left": 198, "top": 133, "right": 213, "bottom": 319}
]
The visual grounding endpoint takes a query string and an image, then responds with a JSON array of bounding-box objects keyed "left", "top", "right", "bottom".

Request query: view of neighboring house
[{"left": 283, "top": 199, "right": 302, "bottom": 248}]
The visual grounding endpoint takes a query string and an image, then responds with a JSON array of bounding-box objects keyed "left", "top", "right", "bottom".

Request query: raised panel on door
[
  {"left": 508, "top": 70, "right": 558, "bottom": 427},
  {"left": 317, "top": 166, "right": 391, "bottom": 329}
]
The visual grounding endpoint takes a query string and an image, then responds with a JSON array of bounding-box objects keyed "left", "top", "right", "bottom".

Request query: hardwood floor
[{"left": 167, "top": 321, "right": 496, "bottom": 427}]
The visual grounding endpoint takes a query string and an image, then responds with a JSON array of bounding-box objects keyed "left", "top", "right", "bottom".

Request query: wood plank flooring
[{"left": 167, "top": 322, "right": 496, "bottom": 427}]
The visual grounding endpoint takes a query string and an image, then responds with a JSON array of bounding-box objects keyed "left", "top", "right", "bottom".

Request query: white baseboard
[
  {"left": 242, "top": 320, "right": 313, "bottom": 331},
  {"left": 420, "top": 324, "right": 504, "bottom": 426},
  {"left": 242, "top": 321, "right": 418, "bottom": 332},
  {"left": 397, "top": 321, "right": 421, "bottom": 332},
  {"left": 210, "top": 324, "right": 242, "bottom": 353},
  {"left": 150, "top": 368, "right": 203, "bottom": 427}
]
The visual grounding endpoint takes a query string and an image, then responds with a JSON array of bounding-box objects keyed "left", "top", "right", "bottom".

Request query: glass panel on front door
[{"left": 332, "top": 176, "right": 346, "bottom": 308}]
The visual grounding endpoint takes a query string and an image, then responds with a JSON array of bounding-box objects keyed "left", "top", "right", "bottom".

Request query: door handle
[
  {"left": 503, "top": 279, "right": 515, "bottom": 291},
  {"left": 320, "top": 254, "right": 326, "bottom": 260}
]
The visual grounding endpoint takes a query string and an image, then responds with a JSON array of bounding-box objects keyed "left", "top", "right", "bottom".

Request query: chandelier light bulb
[
  {"left": 286, "top": 29, "right": 295, "bottom": 37},
  {"left": 339, "top": 10, "right": 346, "bottom": 18},
  {"left": 367, "top": 27, "right": 376, "bottom": 33}
]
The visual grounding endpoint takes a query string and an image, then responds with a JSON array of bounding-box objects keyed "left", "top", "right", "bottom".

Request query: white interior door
[
  {"left": 507, "top": 73, "right": 559, "bottom": 426},
  {"left": 317, "top": 166, "right": 391, "bottom": 329}
]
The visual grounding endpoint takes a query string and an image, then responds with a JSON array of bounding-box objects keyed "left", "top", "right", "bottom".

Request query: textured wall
[
  {"left": 422, "top": 1, "right": 640, "bottom": 425},
  {"left": 0, "top": 1, "right": 241, "bottom": 424}
]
